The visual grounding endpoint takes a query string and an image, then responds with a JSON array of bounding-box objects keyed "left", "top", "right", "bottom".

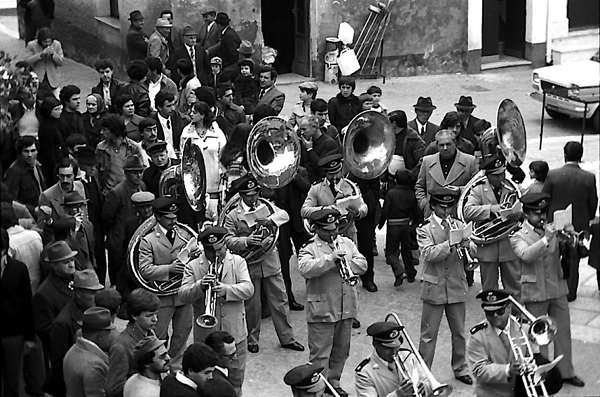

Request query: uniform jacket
[
  {"left": 463, "top": 178, "right": 519, "bottom": 262},
  {"left": 298, "top": 235, "right": 367, "bottom": 322},
  {"left": 147, "top": 30, "right": 170, "bottom": 66},
  {"left": 37, "top": 181, "right": 87, "bottom": 229},
  {"left": 3, "top": 157, "right": 47, "bottom": 210},
  {"left": 126, "top": 26, "right": 148, "bottom": 61},
  {"left": 223, "top": 200, "right": 289, "bottom": 278},
  {"left": 415, "top": 151, "right": 479, "bottom": 217},
  {"left": 24, "top": 39, "right": 64, "bottom": 88},
  {"left": 417, "top": 215, "right": 469, "bottom": 305},
  {"left": 467, "top": 319, "right": 519, "bottom": 397},
  {"left": 33, "top": 271, "right": 74, "bottom": 348},
  {"left": 509, "top": 221, "right": 568, "bottom": 302},
  {"left": 218, "top": 26, "right": 242, "bottom": 68},
  {"left": 542, "top": 163, "right": 598, "bottom": 232},
  {"left": 179, "top": 251, "right": 254, "bottom": 342},
  {"left": 102, "top": 179, "right": 145, "bottom": 251},
  {"left": 139, "top": 220, "right": 194, "bottom": 307},
  {"left": 256, "top": 86, "right": 285, "bottom": 115},
  {"left": 92, "top": 78, "right": 126, "bottom": 113},
  {"left": 0, "top": 256, "right": 34, "bottom": 339},
  {"left": 63, "top": 337, "right": 109, "bottom": 397},
  {"left": 408, "top": 119, "right": 439, "bottom": 147}
]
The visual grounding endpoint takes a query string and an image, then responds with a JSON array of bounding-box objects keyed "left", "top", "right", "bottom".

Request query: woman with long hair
[
  {"left": 115, "top": 93, "right": 144, "bottom": 142},
  {"left": 38, "top": 96, "right": 66, "bottom": 183},
  {"left": 81, "top": 93, "right": 107, "bottom": 148},
  {"left": 220, "top": 123, "right": 251, "bottom": 199},
  {"left": 24, "top": 27, "right": 63, "bottom": 98}
]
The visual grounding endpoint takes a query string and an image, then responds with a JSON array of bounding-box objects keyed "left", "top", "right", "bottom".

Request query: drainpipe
[{"left": 545, "top": 0, "right": 552, "bottom": 64}]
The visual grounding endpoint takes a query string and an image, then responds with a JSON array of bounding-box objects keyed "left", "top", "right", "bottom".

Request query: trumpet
[
  {"left": 332, "top": 238, "right": 359, "bottom": 286},
  {"left": 385, "top": 313, "right": 453, "bottom": 397},
  {"left": 195, "top": 257, "right": 222, "bottom": 328},
  {"left": 540, "top": 221, "right": 591, "bottom": 250},
  {"left": 446, "top": 216, "right": 479, "bottom": 271},
  {"left": 319, "top": 374, "right": 342, "bottom": 397}
]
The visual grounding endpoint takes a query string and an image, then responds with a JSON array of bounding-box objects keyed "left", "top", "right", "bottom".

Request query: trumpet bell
[
  {"left": 431, "top": 385, "right": 453, "bottom": 397},
  {"left": 159, "top": 165, "right": 181, "bottom": 199},
  {"left": 497, "top": 99, "right": 527, "bottom": 167},
  {"left": 530, "top": 315, "right": 557, "bottom": 346},
  {"left": 197, "top": 314, "right": 218, "bottom": 328},
  {"left": 181, "top": 138, "right": 207, "bottom": 212}
]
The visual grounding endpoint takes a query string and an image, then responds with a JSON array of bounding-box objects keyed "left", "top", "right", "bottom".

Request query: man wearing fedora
[
  {"left": 215, "top": 12, "right": 241, "bottom": 69},
  {"left": 454, "top": 95, "right": 481, "bottom": 151},
  {"left": 148, "top": 17, "right": 172, "bottom": 75},
  {"left": 63, "top": 307, "right": 114, "bottom": 396},
  {"left": 126, "top": 10, "right": 148, "bottom": 61},
  {"left": 408, "top": 96, "right": 439, "bottom": 147},
  {"left": 62, "top": 191, "right": 96, "bottom": 270},
  {"left": 199, "top": 8, "right": 219, "bottom": 51},
  {"left": 169, "top": 25, "right": 210, "bottom": 87},
  {"left": 159, "top": 10, "right": 184, "bottom": 55},
  {"left": 48, "top": 269, "right": 103, "bottom": 397},
  {"left": 102, "top": 154, "right": 146, "bottom": 289}
]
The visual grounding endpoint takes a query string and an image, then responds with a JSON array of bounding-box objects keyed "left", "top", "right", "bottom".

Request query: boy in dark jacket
[
  {"left": 233, "top": 59, "right": 258, "bottom": 116},
  {"left": 327, "top": 76, "right": 361, "bottom": 133},
  {"left": 378, "top": 169, "right": 422, "bottom": 286}
]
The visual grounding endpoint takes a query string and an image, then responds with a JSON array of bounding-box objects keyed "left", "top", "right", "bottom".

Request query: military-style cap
[
  {"left": 367, "top": 321, "right": 404, "bottom": 348},
  {"left": 72, "top": 269, "right": 104, "bottom": 290},
  {"left": 198, "top": 226, "right": 228, "bottom": 247},
  {"left": 152, "top": 197, "right": 178, "bottom": 217},
  {"left": 80, "top": 307, "right": 115, "bottom": 331},
  {"left": 299, "top": 82, "right": 318, "bottom": 91},
  {"left": 61, "top": 191, "right": 88, "bottom": 207},
  {"left": 310, "top": 208, "right": 341, "bottom": 231},
  {"left": 429, "top": 185, "right": 460, "bottom": 208},
  {"left": 482, "top": 156, "right": 506, "bottom": 175},
  {"left": 476, "top": 289, "right": 511, "bottom": 311},
  {"left": 283, "top": 363, "right": 325, "bottom": 391},
  {"left": 520, "top": 192, "right": 550, "bottom": 213},
  {"left": 318, "top": 153, "right": 343, "bottom": 173},
  {"left": 131, "top": 191, "right": 155, "bottom": 205},
  {"left": 210, "top": 56, "right": 223, "bottom": 66},
  {"left": 182, "top": 25, "right": 198, "bottom": 36},
  {"left": 133, "top": 335, "right": 167, "bottom": 365},
  {"left": 146, "top": 140, "right": 167, "bottom": 156},
  {"left": 231, "top": 174, "right": 260, "bottom": 195},
  {"left": 129, "top": 10, "right": 143, "bottom": 21}
]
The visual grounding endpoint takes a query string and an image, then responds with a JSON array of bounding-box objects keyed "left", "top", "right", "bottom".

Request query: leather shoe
[
  {"left": 289, "top": 301, "right": 304, "bottom": 311},
  {"left": 394, "top": 275, "right": 404, "bottom": 287},
  {"left": 282, "top": 341, "right": 305, "bottom": 351},
  {"left": 363, "top": 280, "right": 378, "bottom": 292},
  {"left": 563, "top": 376, "right": 585, "bottom": 387},
  {"left": 248, "top": 344, "right": 259, "bottom": 354},
  {"left": 352, "top": 318, "right": 361, "bottom": 328},
  {"left": 455, "top": 375, "right": 473, "bottom": 385}
]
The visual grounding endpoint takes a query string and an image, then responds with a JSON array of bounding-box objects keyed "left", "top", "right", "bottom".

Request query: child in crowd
[
  {"left": 367, "top": 85, "right": 388, "bottom": 115},
  {"left": 208, "top": 56, "right": 222, "bottom": 89},
  {"left": 233, "top": 59, "right": 259, "bottom": 116},
  {"left": 289, "top": 81, "right": 318, "bottom": 127},
  {"left": 527, "top": 160, "right": 549, "bottom": 193},
  {"left": 358, "top": 93, "right": 374, "bottom": 111}
]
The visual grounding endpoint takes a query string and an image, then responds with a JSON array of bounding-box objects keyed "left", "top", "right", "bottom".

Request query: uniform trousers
[
  {"left": 525, "top": 297, "right": 574, "bottom": 378},
  {"left": 385, "top": 224, "right": 417, "bottom": 279},
  {"left": 479, "top": 259, "right": 521, "bottom": 299},
  {"left": 565, "top": 244, "right": 581, "bottom": 301},
  {"left": 307, "top": 318, "right": 353, "bottom": 387},
  {"left": 418, "top": 301, "right": 469, "bottom": 376},
  {"left": 155, "top": 303, "right": 193, "bottom": 372},
  {"left": 356, "top": 216, "right": 376, "bottom": 284},
  {"left": 245, "top": 273, "right": 295, "bottom": 346}
]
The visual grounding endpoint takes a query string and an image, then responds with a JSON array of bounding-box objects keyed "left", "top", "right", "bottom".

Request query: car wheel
[
  {"left": 545, "top": 107, "right": 570, "bottom": 119},
  {"left": 592, "top": 109, "right": 600, "bottom": 134}
]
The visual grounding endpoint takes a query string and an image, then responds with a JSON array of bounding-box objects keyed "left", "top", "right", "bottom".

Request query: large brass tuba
[
  {"left": 343, "top": 110, "right": 395, "bottom": 179},
  {"left": 457, "top": 99, "right": 526, "bottom": 244}
]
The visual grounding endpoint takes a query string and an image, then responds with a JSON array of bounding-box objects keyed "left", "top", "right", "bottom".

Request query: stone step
[
  {"left": 552, "top": 29, "right": 599, "bottom": 64},
  {"left": 481, "top": 55, "right": 532, "bottom": 72}
]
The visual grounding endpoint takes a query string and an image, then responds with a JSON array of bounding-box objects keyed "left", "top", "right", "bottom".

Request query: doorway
[
  {"left": 261, "top": 0, "right": 310, "bottom": 76},
  {"left": 482, "top": 0, "right": 526, "bottom": 58}
]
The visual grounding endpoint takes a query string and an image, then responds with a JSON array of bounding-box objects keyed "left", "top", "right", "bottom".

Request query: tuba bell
[{"left": 457, "top": 99, "right": 526, "bottom": 244}]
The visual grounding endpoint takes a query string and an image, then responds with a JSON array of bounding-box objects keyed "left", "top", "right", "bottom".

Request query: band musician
[
  {"left": 355, "top": 321, "right": 431, "bottom": 397},
  {"left": 284, "top": 363, "right": 328, "bottom": 397},
  {"left": 178, "top": 226, "right": 254, "bottom": 395},
  {"left": 298, "top": 208, "right": 367, "bottom": 397}
]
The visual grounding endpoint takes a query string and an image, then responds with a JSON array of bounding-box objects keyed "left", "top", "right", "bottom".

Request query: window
[{"left": 109, "top": 0, "right": 119, "bottom": 18}]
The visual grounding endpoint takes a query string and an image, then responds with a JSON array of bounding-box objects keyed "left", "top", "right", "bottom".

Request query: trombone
[
  {"left": 195, "top": 257, "right": 222, "bottom": 328},
  {"left": 332, "top": 237, "right": 359, "bottom": 286},
  {"left": 445, "top": 216, "right": 479, "bottom": 271},
  {"left": 385, "top": 313, "right": 453, "bottom": 397}
]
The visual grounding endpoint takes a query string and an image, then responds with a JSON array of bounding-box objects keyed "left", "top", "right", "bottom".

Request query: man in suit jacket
[
  {"left": 408, "top": 96, "right": 439, "bottom": 146},
  {"left": 215, "top": 12, "right": 241, "bottom": 69},
  {"left": 454, "top": 95, "right": 481, "bottom": 151},
  {"left": 256, "top": 66, "right": 285, "bottom": 115},
  {"left": 542, "top": 141, "right": 598, "bottom": 301},
  {"left": 138, "top": 197, "right": 196, "bottom": 371},
  {"left": 62, "top": 191, "right": 96, "bottom": 270},
  {"left": 91, "top": 59, "right": 126, "bottom": 113},
  {"left": 204, "top": 331, "right": 240, "bottom": 396},
  {"left": 169, "top": 25, "right": 210, "bottom": 86},
  {"left": 415, "top": 130, "right": 479, "bottom": 218},
  {"left": 153, "top": 91, "right": 188, "bottom": 154},
  {"left": 126, "top": 11, "right": 148, "bottom": 61},
  {"left": 199, "top": 8, "right": 220, "bottom": 51},
  {"left": 147, "top": 17, "right": 172, "bottom": 73}
]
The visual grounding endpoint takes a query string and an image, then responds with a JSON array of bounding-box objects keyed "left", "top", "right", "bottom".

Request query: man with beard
[
  {"left": 142, "top": 141, "right": 174, "bottom": 196},
  {"left": 92, "top": 59, "right": 125, "bottom": 113},
  {"left": 124, "top": 336, "right": 170, "bottom": 397}
]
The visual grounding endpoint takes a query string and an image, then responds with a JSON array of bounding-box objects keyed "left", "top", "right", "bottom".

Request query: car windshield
[{"left": 592, "top": 51, "right": 599, "bottom": 63}]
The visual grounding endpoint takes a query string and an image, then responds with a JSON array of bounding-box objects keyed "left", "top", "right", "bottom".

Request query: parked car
[{"left": 530, "top": 51, "right": 599, "bottom": 133}]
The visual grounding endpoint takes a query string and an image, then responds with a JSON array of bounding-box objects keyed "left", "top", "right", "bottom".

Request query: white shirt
[
  {"left": 432, "top": 213, "right": 447, "bottom": 230},
  {"left": 7, "top": 225, "right": 43, "bottom": 293},
  {"left": 186, "top": 44, "right": 196, "bottom": 72},
  {"left": 175, "top": 371, "right": 197, "bottom": 389},
  {"left": 157, "top": 113, "right": 174, "bottom": 149},
  {"left": 180, "top": 122, "right": 226, "bottom": 193},
  {"left": 102, "top": 83, "right": 111, "bottom": 106},
  {"left": 148, "top": 78, "right": 162, "bottom": 111},
  {"left": 415, "top": 119, "right": 426, "bottom": 135}
]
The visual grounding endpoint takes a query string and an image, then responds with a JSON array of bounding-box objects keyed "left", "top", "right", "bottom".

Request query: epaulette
[
  {"left": 313, "top": 178, "right": 325, "bottom": 186},
  {"left": 418, "top": 219, "right": 430, "bottom": 228},
  {"left": 470, "top": 322, "right": 488, "bottom": 335},
  {"left": 355, "top": 357, "right": 370, "bottom": 373},
  {"left": 301, "top": 237, "right": 315, "bottom": 249},
  {"left": 473, "top": 178, "right": 487, "bottom": 187}
]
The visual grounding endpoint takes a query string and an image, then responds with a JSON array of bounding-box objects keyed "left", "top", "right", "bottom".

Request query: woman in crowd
[
  {"left": 115, "top": 94, "right": 144, "bottom": 142},
  {"left": 38, "top": 96, "right": 66, "bottom": 184},
  {"left": 81, "top": 93, "right": 107, "bottom": 148},
  {"left": 424, "top": 111, "right": 475, "bottom": 155}
]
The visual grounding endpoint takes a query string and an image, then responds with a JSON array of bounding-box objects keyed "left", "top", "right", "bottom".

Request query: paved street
[{"left": 1, "top": 7, "right": 599, "bottom": 396}]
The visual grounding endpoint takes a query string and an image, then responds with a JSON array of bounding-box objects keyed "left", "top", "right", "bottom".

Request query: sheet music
[
  {"left": 533, "top": 355, "right": 563, "bottom": 384},
  {"left": 499, "top": 200, "right": 523, "bottom": 221},
  {"left": 177, "top": 237, "right": 198, "bottom": 264},
  {"left": 335, "top": 195, "right": 361, "bottom": 215},
  {"left": 553, "top": 204, "right": 572, "bottom": 230},
  {"left": 449, "top": 221, "right": 473, "bottom": 246},
  {"left": 245, "top": 203, "right": 270, "bottom": 228}
]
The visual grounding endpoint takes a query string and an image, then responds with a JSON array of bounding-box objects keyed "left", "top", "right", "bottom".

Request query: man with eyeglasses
[
  {"left": 204, "top": 331, "right": 238, "bottom": 396},
  {"left": 123, "top": 335, "right": 170, "bottom": 397}
]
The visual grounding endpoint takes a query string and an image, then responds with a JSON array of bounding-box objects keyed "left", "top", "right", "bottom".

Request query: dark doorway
[
  {"left": 482, "top": 0, "right": 525, "bottom": 58},
  {"left": 568, "top": 0, "right": 600, "bottom": 30},
  {"left": 262, "top": 0, "right": 295, "bottom": 74},
  {"left": 482, "top": 0, "right": 500, "bottom": 56}
]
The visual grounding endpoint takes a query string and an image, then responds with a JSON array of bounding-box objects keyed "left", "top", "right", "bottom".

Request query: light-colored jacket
[
  {"left": 24, "top": 39, "right": 64, "bottom": 88},
  {"left": 179, "top": 251, "right": 254, "bottom": 342},
  {"left": 147, "top": 30, "right": 169, "bottom": 66},
  {"left": 63, "top": 337, "right": 109, "bottom": 397}
]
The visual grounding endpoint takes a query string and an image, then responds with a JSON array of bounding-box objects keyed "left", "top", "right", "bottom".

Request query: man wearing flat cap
[
  {"left": 48, "top": 269, "right": 104, "bottom": 396},
  {"left": 356, "top": 321, "right": 431, "bottom": 397},
  {"left": 127, "top": 10, "right": 149, "bottom": 61},
  {"left": 199, "top": 8, "right": 219, "bottom": 50},
  {"left": 215, "top": 12, "right": 242, "bottom": 68},
  {"left": 408, "top": 96, "right": 439, "bottom": 147},
  {"left": 463, "top": 155, "right": 522, "bottom": 296},
  {"left": 298, "top": 208, "right": 367, "bottom": 397},
  {"left": 284, "top": 363, "right": 327, "bottom": 397},
  {"left": 301, "top": 153, "right": 367, "bottom": 244},
  {"left": 148, "top": 17, "right": 172, "bottom": 73},
  {"left": 223, "top": 174, "right": 304, "bottom": 354},
  {"left": 63, "top": 307, "right": 114, "bottom": 396},
  {"left": 123, "top": 335, "right": 169, "bottom": 396},
  {"left": 143, "top": 140, "right": 177, "bottom": 197},
  {"left": 416, "top": 186, "right": 473, "bottom": 385},
  {"left": 509, "top": 192, "right": 584, "bottom": 388},
  {"left": 179, "top": 226, "right": 253, "bottom": 395},
  {"left": 138, "top": 196, "right": 199, "bottom": 371},
  {"left": 454, "top": 95, "right": 481, "bottom": 150},
  {"left": 289, "top": 82, "right": 319, "bottom": 128}
]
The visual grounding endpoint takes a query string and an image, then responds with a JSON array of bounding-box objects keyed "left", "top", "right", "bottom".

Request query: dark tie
[
  {"left": 441, "top": 219, "right": 450, "bottom": 237},
  {"left": 259, "top": 89, "right": 265, "bottom": 100},
  {"left": 493, "top": 187, "right": 502, "bottom": 204},
  {"left": 190, "top": 46, "right": 195, "bottom": 61},
  {"left": 167, "top": 230, "right": 175, "bottom": 244},
  {"left": 421, "top": 125, "right": 425, "bottom": 135},
  {"left": 329, "top": 181, "right": 337, "bottom": 198},
  {"left": 167, "top": 119, "right": 171, "bottom": 130}
]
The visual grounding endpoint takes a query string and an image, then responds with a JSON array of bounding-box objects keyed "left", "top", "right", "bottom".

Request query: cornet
[
  {"left": 446, "top": 216, "right": 479, "bottom": 271},
  {"left": 540, "top": 220, "right": 591, "bottom": 250},
  {"left": 196, "top": 257, "right": 222, "bottom": 328},
  {"left": 333, "top": 238, "right": 359, "bottom": 286}
]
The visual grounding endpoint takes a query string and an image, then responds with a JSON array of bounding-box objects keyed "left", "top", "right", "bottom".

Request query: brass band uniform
[
  {"left": 508, "top": 192, "right": 584, "bottom": 388},
  {"left": 223, "top": 174, "right": 304, "bottom": 353},
  {"left": 137, "top": 197, "right": 195, "bottom": 370},
  {"left": 284, "top": 363, "right": 328, "bottom": 397},
  {"left": 298, "top": 208, "right": 367, "bottom": 397},
  {"left": 179, "top": 226, "right": 254, "bottom": 395},
  {"left": 416, "top": 186, "right": 472, "bottom": 385}
]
